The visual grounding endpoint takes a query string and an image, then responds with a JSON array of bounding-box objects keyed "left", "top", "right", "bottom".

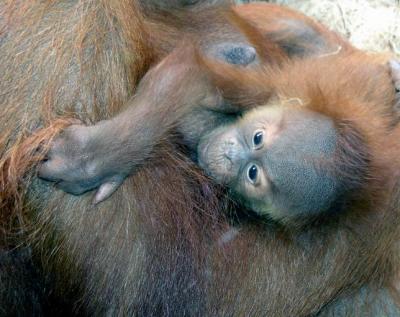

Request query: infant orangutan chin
[{"left": 38, "top": 35, "right": 400, "bottom": 226}]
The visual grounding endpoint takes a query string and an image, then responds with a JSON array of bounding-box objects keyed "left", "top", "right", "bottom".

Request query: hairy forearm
[{"left": 92, "top": 47, "right": 215, "bottom": 171}]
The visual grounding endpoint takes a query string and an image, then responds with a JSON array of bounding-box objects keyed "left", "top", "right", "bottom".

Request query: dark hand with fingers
[{"left": 38, "top": 124, "right": 127, "bottom": 204}]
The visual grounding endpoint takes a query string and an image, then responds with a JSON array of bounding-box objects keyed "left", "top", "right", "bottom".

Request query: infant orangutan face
[{"left": 197, "top": 105, "right": 342, "bottom": 220}]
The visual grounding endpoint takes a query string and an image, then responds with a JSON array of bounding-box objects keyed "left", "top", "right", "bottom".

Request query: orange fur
[{"left": 1, "top": 1, "right": 400, "bottom": 315}]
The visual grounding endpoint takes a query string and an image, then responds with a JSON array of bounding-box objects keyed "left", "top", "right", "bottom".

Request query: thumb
[{"left": 92, "top": 178, "right": 124, "bottom": 205}]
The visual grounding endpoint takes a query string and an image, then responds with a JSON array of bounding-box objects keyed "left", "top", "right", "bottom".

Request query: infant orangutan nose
[{"left": 198, "top": 127, "right": 245, "bottom": 185}]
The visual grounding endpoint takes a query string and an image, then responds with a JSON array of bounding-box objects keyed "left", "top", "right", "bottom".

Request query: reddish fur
[{"left": 1, "top": 1, "right": 400, "bottom": 315}]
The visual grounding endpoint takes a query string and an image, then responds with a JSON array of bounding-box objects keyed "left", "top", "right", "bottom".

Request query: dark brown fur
[{"left": 1, "top": 1, "right": 400, "bottom": 316}]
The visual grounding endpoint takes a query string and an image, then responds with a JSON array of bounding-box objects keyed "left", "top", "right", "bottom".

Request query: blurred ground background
[{"left": 238, "top": 0, "right": 400, "bottom": 56}]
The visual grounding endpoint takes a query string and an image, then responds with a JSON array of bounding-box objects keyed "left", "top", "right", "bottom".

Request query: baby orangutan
[{"left": 38, "top": 41, "right": 400, "bottom": 224}]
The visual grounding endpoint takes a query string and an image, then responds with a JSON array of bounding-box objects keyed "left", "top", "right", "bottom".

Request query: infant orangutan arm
[{"left": 38, "top": 44, "right": 222, "bottom": 203}]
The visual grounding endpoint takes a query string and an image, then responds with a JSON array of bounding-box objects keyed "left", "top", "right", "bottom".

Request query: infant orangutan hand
[{"left": 38, "top": 124, "right": 126, "bottom": 204}]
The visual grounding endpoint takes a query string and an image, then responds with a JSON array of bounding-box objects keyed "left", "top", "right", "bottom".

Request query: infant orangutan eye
[
  {"left": 247, "top": 164, "right": 258, "bottom": 184},
  {"left": 253, "top": 130, "right": 264, "bottom": 148}
]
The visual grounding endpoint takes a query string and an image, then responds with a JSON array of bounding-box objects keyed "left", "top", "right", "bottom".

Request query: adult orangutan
[{"left": 1, "top": 1, "right": 400, "bottom": 316}]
